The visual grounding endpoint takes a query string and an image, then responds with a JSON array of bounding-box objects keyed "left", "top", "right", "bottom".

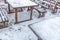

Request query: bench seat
[{"left": 34, "top": 8, "right": 46, "bottom": 18}]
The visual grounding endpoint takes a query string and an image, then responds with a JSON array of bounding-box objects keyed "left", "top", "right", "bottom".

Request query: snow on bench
[
  {"left": 0, "top": 8, "right": 8, "bottom": 23},
  {"left": 34, "top": 8, "right": 46, "bottom": 18}
]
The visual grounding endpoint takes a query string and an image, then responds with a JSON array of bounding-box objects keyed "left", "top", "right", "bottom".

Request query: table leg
[
  {"left": 38, "top": 12, "right": 41, "bottom": 18},
  {"left": 30, "top": 7, "right": 33, "bottom": 20},
  {"left": 21, "top": 8, "right": 23, "bottom": 11},
  {"left": 8, "top": 4, "right": 10, "bottom": 14},
  {"left": 15, "top": 8, "right": 18, "bottom": 24},
  {"left": 27, "top": 7, "right": 30, "bottom": 11},
  {"left": 4, "top": 0, "right": 6, "bottom": 3},
  {"left": 3, "top": 22, "right": 6, "bottom": 28}
]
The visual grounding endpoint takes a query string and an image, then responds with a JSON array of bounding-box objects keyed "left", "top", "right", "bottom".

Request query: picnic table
[{"left": 6, "top": 0, "right": 38, "bottom": 24}]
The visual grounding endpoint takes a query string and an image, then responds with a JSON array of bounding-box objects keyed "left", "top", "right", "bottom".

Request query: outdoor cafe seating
[{"left": 0, "top": 0, "right": 60, "bottom": 28}]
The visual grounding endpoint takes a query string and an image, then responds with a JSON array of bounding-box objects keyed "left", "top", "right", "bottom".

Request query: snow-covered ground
[
  {"left": 0, "top": 25, "right": 38, "bottom": 40},
  {"left": 29, "top": 17, "right": 60, "bottom": 40},
  {"left": 0, "top": 0, "right": 60, "bottom": 40},
  {"left": 0, "top": 8, "right": 60, "bottom": 40}
]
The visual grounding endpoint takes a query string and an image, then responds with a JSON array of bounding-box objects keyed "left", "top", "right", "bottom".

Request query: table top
[{"left": 6, "top": 0, "right": 38, "bottom": 8}]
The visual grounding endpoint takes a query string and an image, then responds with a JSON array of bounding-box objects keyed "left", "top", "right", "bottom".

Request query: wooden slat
[
  {"left": 0, "top": 10, "right": 3, "bottom": 23},
  {"left": 0, "top": 10, "right": 5, "bottom": 21},
  {"left": 2, "top": 9, "right": 8, "bottom": 21}
]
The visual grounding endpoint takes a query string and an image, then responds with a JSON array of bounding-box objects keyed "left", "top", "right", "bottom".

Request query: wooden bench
[
  {"left": 42, "top": 0, "right": 58, "bottom": 14},
  {"left": 41, "top": 1, "right": 50, "bottom": 9},
  {"left": 0, "top": 8, "right": 8, "bottom": 28},
  {"left": 29, "top": 0, "right": 47, "bottom": 18},
  {"left": 34, "top": 8, "right": 46, "bottom": 18},
  {"left": 56, "top": 2, "right": 60, "bottom": 9},
  {"left": 51, "top": 2, "right": 59, "bottom": 13}
]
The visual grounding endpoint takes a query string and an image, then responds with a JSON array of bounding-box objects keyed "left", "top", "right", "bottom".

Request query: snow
[
  {"left": 6, "top": 0, "right": 38, "bottom": 8},
  {"left": 29, "top": 17, "right": 60, "bottom": 40},
  {"left": 0, "top": 25, "right": 38, "bottom": 40},
  {"left": 0, "top": 0, "right": 60, "bottom": 40},
  {"left": 6, "top": 8, "right": 60, "bottom": 40}
]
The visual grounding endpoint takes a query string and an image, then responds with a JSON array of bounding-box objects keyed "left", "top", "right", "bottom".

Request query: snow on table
[
  {"left": 0, "top": 2, "right": 5, "bottom": 6},
  {"left": 29, "top": 17, "right": 60, "bottom": 40},
  {"left": 6, "top": 0, "right": 38, "bottom": 8},
  {"left": 0, "top": 25, "right": 38, "bottom": 40}
]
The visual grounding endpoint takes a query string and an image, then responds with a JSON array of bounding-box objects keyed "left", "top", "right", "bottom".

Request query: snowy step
[{"left": 29, "top": 17, "right": 60, "bottom": 40}]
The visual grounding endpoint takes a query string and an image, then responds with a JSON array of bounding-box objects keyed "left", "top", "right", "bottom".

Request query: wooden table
[{"left": 6, "top": 0, "right": 38, "bottom": 24}]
